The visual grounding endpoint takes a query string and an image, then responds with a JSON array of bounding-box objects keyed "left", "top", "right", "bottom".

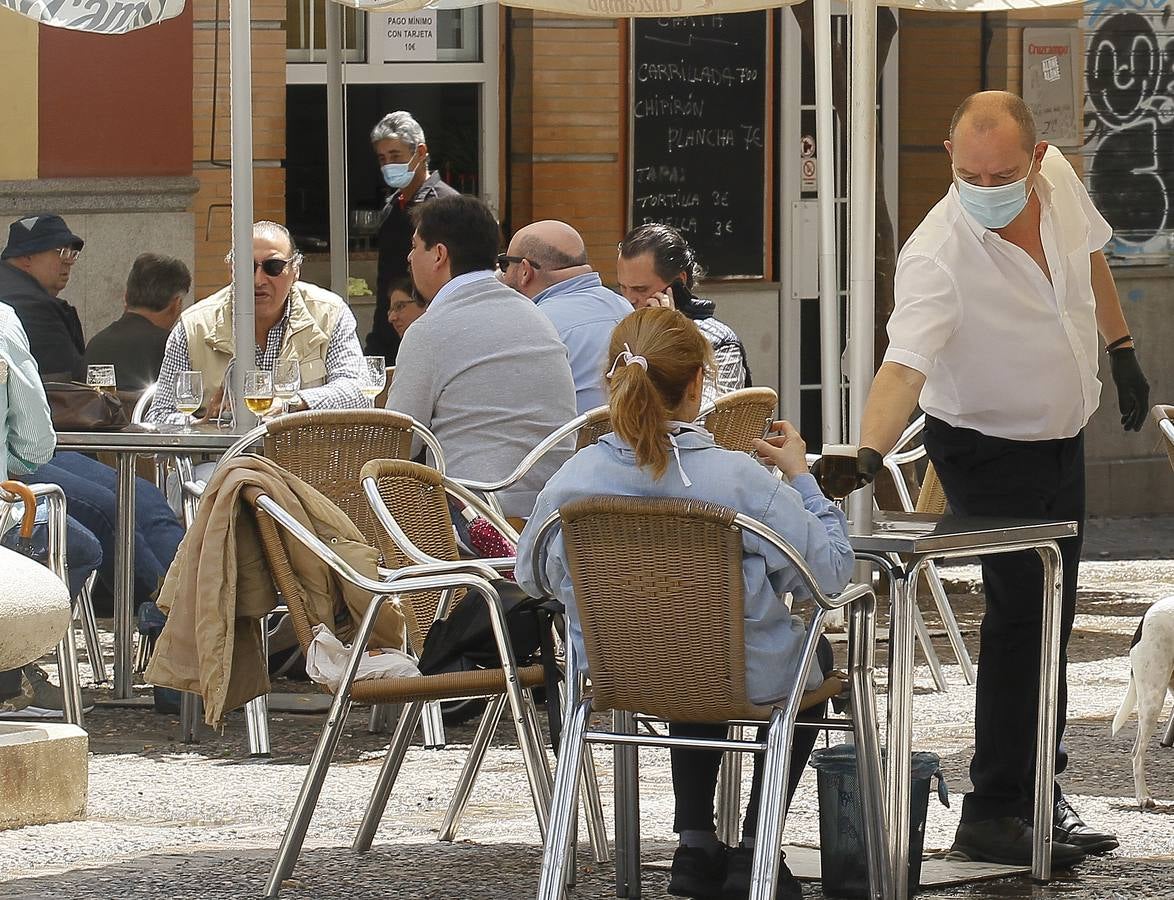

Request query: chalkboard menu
[{"left": 631, "top": 13, "right": 769, "bottom": 279}]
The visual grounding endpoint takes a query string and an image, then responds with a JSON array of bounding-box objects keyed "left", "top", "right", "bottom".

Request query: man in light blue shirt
[{"left": 498, "top": 220, "right": 631, "bottom": 412}]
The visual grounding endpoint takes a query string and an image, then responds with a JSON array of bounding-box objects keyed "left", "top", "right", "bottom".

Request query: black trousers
[
  {"left": 923, "top": 416, "right": 1084, "bottom": 823},
  {"left": 670, "top": 637, "right": 833, "bottom": 836}
]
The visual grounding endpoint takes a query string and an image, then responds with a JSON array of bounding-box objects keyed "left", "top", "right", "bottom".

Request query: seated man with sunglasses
[{"left": 149, "top": 220, "right": 368, "bottom": 425}]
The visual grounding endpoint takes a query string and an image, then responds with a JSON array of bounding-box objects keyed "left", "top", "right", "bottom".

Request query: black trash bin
[{"left": 809, "top": 743, "right": 948, "bottom": 897}]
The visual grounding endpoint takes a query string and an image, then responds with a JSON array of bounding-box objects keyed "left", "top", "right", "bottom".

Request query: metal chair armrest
[
  {"left": 450, "top": 409, "right": 598, "bottom": 495},
  {"left": 732, "top": 512, "right": 866, "bottom": 612},
  {"left": 256, "top": 492, "right": 496, "bottom": 597}
]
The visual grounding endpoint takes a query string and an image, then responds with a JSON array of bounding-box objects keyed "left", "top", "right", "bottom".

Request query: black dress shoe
[
  {"left": 721, "top": 846, "right": 801, "bottom": 900},
  {"left": 951, "top": 816, "right": 1086, "bottom": 868},
  {"left": 1054, "top": 796, "right": 1119, "bottom": 854},
  {"left": 668, "top": 844, "right": 727, "bottom": 899}
]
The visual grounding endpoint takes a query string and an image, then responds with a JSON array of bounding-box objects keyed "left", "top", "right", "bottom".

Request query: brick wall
[
  {"left": 191, "top": 0, "right": 287, "bottom": 299},
  {"left": 507, "top": 12, "right": 627, "bottom": 282},
  {"left": 896, "top": 12, "right": 984, "bottom": 243}
]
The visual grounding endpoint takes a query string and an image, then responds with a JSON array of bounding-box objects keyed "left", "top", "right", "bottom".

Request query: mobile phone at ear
[{"left": 669, "top": 280, "right": 691, "bottom": 307}]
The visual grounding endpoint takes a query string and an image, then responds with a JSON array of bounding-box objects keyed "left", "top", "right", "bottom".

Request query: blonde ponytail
[{"left": 605, "top": 307, "right": 713, "bottom": 479}]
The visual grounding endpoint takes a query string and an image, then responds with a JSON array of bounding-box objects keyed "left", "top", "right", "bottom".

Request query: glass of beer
[
  {"left": 361, "top": 355, "right": 386, "bottom": 406},
  {"left": 86, "top": 364, "right": 116, "bottom": 395},
  {"left": 817, "top": 444, "right": 860, "bottom": 500},
  {"left": 174, "top": 370, "right": 203, "bottom": 429},
  {"left": 243, "top": 370, "right": 274, "bottom": 417}
]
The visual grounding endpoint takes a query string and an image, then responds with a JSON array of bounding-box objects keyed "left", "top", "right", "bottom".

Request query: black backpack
[{"left": 417, "top": 589, "right": 565, "bottom": 749}]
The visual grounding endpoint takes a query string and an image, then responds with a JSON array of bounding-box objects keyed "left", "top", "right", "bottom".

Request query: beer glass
[
  {"left": 817, "top": 444, "right": 860, "bottom": 500},
  {"left": 174, "top": 370, "right": 203, "bottom": 428},
  {"left": 243, "top": 370, "right": 274, "bottom": 416}
]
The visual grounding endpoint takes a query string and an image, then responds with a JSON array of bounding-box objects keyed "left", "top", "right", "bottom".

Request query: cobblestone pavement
[{"left": 1, "top": 522, "right": 1172, "bottom": 899}]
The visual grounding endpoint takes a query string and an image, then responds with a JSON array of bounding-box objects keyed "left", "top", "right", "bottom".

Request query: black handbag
[{"left": 43, "top": 382, "right": 129, "bottom": 431}]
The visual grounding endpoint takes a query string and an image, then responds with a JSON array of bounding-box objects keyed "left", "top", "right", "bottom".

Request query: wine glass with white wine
[
  {"left": 272, "top": 359, "right": 301, "bottom": 414},
  {"left": 361, "top": 356, "right": 386, "bottom": 407},
  {"left": 174, "top": 370, "right": 203, "bottom": 429},
  {"left": 86, "top": 364, "right": 117, "bottom": 395},
  {"left": 243, "top": 370, "right": 274, "bottom": 418}
]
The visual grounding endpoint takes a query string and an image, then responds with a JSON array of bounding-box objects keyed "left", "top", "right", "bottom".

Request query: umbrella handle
[{"left": 0, "top": 481, "right": 37, "bottom": 539}]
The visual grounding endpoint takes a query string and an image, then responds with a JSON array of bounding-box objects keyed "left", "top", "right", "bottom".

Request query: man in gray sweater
[{"left": 386, "top": 195, "right": 577, "bottom": 519}]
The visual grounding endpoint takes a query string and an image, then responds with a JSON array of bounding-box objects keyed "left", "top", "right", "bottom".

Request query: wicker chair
[
  {"left": 699, "top": 386, "right": 778, "bottom": 453},
  {"left": 178, "top": 408, "right": 447, "bottom": 752},
  {"left": 360, "top": 458, "right": 610, "bottom": 863},
  {"left": 246, "top": 483, "right": 552, "bottom": 898},
  {"left": 529, "top": 496, "right": 889, "bottom": 900}
]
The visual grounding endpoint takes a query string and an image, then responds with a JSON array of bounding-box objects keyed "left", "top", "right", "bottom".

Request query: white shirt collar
[{"left": 428, "top": 270, "right": 497, "bottom": 312}]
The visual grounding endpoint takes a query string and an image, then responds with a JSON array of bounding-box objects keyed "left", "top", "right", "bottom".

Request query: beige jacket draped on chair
[{"left": 145, "top": 455, "right": 404, "bottom": 726}]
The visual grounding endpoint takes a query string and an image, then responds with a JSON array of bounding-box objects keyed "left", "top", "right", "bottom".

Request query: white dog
[{"left": 1111, "top": 595, "right": 1174, "bottom": 809}]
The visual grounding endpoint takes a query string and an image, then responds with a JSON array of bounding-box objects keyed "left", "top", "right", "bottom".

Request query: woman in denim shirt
[{"left": 517, "top": 307, "right": 853, "bottom": 900}]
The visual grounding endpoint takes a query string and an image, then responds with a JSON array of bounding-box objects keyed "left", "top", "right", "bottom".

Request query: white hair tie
[{"left": 605, "top": 343, "right": 648, "bottom": 379}]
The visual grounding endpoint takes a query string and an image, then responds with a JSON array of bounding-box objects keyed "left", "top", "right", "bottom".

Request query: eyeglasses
[
  {"left": 390, "top": 300, "right": 421, "bottom": 314},
  {"left": 496, "top": 254, "right": 541, "bottom": 273},
  {"left": 58, "top": 247, "right": 81, "bottom": 263},
  {"left": 254, "top": 256, "right": 299, "bottom": 277}
]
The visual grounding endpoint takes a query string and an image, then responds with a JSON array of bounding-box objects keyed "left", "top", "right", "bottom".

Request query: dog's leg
[{"left": 1131, "top": 650, "right": 1168, "bottom": 810}]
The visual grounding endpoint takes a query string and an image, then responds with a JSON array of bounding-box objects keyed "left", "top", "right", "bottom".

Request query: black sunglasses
[
  {"left": 254, "top": 256, "right": 298, "bottom": 277},
  {"left": 496, "top": 254, "right": 541, "bottom": 273}
]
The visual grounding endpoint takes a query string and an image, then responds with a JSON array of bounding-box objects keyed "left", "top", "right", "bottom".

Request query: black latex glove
[
  {"left": 1109, "top": 346, "right": 1149, "bottom": 432},
  {"left": 809, "top": 446, "right": 886, "bottom": 498},
  {"left": 856, "top": 447, "right": 885, "bottom": 487}
]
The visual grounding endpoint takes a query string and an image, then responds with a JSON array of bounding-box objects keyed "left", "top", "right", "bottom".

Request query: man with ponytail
[{"left": 518, "top": 307, "right": 853, "bottom": 900}]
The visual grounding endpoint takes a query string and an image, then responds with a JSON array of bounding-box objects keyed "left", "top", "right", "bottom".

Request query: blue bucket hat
[{"left": 2, "top": 214, "right": 85, "bottom": 260}]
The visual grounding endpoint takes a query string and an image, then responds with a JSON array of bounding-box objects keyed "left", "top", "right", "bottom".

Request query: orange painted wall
[{"left": 37, "top": 7, "right": 193, "bottom": 178}]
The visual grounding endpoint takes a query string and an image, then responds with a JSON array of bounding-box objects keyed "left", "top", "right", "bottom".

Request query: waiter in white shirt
[{"left": 853, "top": 92, "right": 1149, "bottom": 868}]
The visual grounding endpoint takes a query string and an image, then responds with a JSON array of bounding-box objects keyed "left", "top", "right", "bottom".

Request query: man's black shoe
[
  {"left": 951, "top": 817, "right": 1085, "bottom": 868},
  {"left": 721, "top": 846, "right": 801, "bottom": 900},
  {"left": 1054, "top": 796, "right": 1119, "bottom": 854},
  {"left": 667, "top": 844, "right": 727, "bottom": 899}
]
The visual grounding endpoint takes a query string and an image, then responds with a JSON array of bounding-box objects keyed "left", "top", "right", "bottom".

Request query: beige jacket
[
  {"left": 182, "top": 281, "right": 346, "bottom": 408},
  {"left": 145, "top": 455, "right": 405, "bottom": 727}
]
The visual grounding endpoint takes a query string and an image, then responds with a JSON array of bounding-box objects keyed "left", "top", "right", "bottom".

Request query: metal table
[
  {"left": 852, "top": 511, "right": 1078, "bottom": 898},
  {"left": 55, "top": 425, "right": 250, "bottom": 698}
]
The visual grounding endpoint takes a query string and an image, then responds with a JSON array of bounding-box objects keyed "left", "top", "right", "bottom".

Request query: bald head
[
  {"left": 501, "top": 220, "right": 591, "bottom": 298},
  {"left": 949, "top": 91, "right": 1037, "bottom": 153}
]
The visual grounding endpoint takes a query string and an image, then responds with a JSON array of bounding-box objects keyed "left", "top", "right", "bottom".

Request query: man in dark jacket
[
  {"left": 84, "top": 253, "right": 191, "bottom": 391},
  {"left": 0, "top": 214, "right": 85, "bottom": 381},
  {"left": 368, "top": 110, "right": 457, "bottom": 361}
]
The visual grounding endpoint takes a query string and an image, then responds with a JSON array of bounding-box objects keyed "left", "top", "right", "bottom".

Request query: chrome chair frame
[
  {"left": 0, "top": 483, "right": 86, "bottom": 726},
  {"left": 255, "top": 491, "right": 552, "bottom": 898},
  {"left": 528, "top": 504, "right": 889, "bottom": 900},
  {"left": 451, "top": 405, "right": 609, "bottom": 518},
  {"left": 881, "top": 415, "right": 976, "bottom": 686}
]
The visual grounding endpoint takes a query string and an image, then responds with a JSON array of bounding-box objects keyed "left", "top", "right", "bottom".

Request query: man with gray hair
[{"left": 369, "top": 110, "right": 457, "bottom": 359}]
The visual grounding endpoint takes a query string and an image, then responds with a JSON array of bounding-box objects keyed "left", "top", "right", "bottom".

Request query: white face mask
[{"left": 953, "top": 156, "right": 1036, "bottom": 230}]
